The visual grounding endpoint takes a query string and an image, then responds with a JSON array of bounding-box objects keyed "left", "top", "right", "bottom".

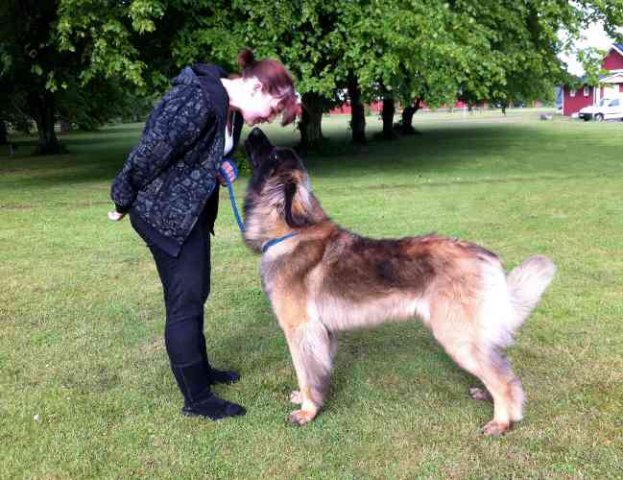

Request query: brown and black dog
[{"left": 242, "top": 127, "right": 555, "bottom": 435}]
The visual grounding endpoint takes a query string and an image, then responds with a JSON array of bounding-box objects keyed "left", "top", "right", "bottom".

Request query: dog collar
[{"left": 261, "top": 232, "right": 299, "bottom": 254}]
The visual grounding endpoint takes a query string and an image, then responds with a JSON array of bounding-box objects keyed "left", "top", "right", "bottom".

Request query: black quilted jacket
[{"left": 111, "top": 64, "right": 241, "bottom": 253}]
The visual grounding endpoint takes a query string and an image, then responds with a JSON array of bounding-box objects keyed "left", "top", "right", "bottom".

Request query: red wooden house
[
  {"left": 562, "top": 43, "right": 623, "bottom": 116},
  {"left": 328, "top": 99, "right": 469, "bottom": 115}
]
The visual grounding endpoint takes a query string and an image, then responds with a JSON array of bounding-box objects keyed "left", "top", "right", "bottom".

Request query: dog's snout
[
  {"left": 246, "top": 127, "right": 270, "bottom": 149},
  {"left": 248, "top": 127, "right": 264, "bottom": 140},
  {"left": 244, "top": 128, "right": 275, "bottom": 169}
]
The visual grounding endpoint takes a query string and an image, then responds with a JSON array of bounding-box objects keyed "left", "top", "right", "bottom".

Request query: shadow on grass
[
  {"left": 2, "top": 122, "right": 557, "bottom": 190},
  {"left": 302, "top": 123, "right": 549, "bottom": 172},
  {"left": 215, "top": 305, "right": 472, "bottom": 410},
  {"left": 7, "top": 120, "right": 615, "bottom": 195}
]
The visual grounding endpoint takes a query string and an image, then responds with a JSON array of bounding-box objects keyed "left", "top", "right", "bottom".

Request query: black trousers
[{"left": 143, "top": 219, "right": 215, "bottom": 403}]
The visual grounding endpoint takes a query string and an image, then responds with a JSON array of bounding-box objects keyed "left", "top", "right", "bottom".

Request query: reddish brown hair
[{"left": 237, "top": 49, "right": 301, "bottom": 126}]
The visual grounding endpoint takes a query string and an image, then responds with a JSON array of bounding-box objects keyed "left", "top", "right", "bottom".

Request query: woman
[{"left": 109, "top": 49, "right": 299, "bottom": 420}]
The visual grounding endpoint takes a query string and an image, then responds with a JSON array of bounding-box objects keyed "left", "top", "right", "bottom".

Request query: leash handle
[
  {"left": 219, "top": 159, "right": 245, "bottom": 233},
  {"left": 219, "top": 158, "right": 239, "bottom": 184}
]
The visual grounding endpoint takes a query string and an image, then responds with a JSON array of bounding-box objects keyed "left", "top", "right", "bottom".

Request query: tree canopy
[{"left": 1, "top": 0, "right": 622, "bottom": 152}]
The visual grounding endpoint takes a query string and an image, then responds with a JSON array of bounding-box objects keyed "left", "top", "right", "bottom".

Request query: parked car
[{"left": 578, "top": 97, "right": 623, "bottom": 121}]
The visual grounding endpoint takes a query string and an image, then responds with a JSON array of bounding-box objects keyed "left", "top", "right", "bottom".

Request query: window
[
  {"left": 583, "top": 86, "right": 590, "bottom": 96},
  {"left": 570, "top": 89, "right": 576, "bottom": 97},
  {"left": 610, "top": 99, "right": 620, "bottom": 107}
]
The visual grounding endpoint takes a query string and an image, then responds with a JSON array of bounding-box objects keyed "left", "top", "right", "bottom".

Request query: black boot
[
  {"left": 171, "top": 361, "right": 246, "bottom": 421},
  {"left": 209, "top": 368, "right": 241, "bottom": 385},
  {"left": 198, "top": 334, "right": 241, "bottom": 385}
]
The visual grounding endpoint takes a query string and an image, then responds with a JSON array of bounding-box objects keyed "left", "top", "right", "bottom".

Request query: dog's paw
[
  {"left": 289, "top": 390, "right": 302, "bottom": 404},
  {"left": 481, "top": 420, "right": 511, "bottom": 436},
  {"left": 287, "top": 409, "right": 316, "bottom": 426},
  {"left": 470, "top": 387, "right": 493, "bottom": 402}
]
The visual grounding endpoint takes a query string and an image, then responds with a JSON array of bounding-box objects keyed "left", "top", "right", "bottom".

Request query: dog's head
[
  {"left": 243, "top": 128, "right": 326, "bottom": 252},
  {"left": 244, "top": 127, "right": 306, "bottom": 191}
]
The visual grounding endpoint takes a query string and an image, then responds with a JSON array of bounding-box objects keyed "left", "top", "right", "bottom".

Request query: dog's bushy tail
[{"left": 507, "top": 255, "right": 556, "bottom": 331}]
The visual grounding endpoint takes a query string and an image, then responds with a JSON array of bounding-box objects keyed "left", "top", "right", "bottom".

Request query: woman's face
[{"left": 240, "top": 79, "right": 283, "bottom": 126}]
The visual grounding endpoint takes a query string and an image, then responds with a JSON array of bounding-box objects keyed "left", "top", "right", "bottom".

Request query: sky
[{"left": 560, "top": 22, "right": 617, "bottom": 75}]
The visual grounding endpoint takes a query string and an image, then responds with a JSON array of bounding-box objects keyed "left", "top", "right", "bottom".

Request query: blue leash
[
  {"left": 261, "top": 232, "right": 299, "bottom": 253},
  {"left": 220, "top": 161, "right": 245, "bottom": 233},
  {"left": 220, "top": 159, "right": 299, "bottom": 252},
  {"left": 223, "top": 180, "right": 246, "bottom": 233}
]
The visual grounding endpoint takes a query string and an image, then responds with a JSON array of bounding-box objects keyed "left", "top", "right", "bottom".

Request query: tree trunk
[
  {"left": 298, "top": 92, "right": 324, "bottom": 150},
  {"left": 29, "top": 90, "right": 63, "bottom": 154},
  {"left": 400, "top": 97, "right": 421, "bottom": 135},
  {"left": 381, "top": 89, "right": 396, "bottom": 140},
  {"left": 60, "top": 119, "right": 71, "bottom": 134},
  {"left": 347, "top": 71, "right": 366, "bottom": 145},
  {"left": 0, "top": 121, "right": 7, "bottom": 145}
]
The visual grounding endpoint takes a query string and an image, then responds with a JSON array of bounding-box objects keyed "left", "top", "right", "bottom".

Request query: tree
[
  {"left": 1, "top": 1, "right": 65, "bottom": 153},
  {"left": 380, "top": 83, "right": 397, "bottom": 140},
  {"left": 221, "top": 1, "right": 346, "bottom": 150},
  {"left": 52, "top": 0, "right": 623, "bottom": 152},
  {"left": 0, "top": 0, "right": 159, "bottom": 153},
  {"left": 349, "top": 0, "right": 623, "bottom": 136}
]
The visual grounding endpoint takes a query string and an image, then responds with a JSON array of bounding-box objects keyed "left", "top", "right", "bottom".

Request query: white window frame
[
  {"left": 570, "top": 89, "right": 576, "bottom": 97},
  {"left": 583, "top": 86, "right": 590, "bottom": 97}
]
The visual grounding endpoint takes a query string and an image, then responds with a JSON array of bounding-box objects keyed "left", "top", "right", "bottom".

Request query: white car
[{"left": 578, "top": 97, "right": 623, "bottom": 121}]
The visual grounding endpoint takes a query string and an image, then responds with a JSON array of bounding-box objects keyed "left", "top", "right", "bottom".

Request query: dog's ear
[{"left": 284, "top": 180, "right": 312, "bottom": 228}]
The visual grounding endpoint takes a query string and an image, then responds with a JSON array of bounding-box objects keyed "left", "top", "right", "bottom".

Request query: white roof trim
[
  {"left": 601, "top": 72, "right": 623, "bottom": 84},
  {"left": 612, "top": 44, "right": 623, "bottom": 58}
]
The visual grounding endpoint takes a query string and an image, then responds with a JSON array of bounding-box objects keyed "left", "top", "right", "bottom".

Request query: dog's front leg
[
  {"left": 290, "top": 331, "right": 338, "bottom": 406},
  {"left": 282, "top": 320, "right": 334, "bottom": 426}
]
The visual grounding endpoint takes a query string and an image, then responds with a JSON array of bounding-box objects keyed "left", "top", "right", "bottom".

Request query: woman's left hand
[
  {"left": 108, "top": 210, "right": 126, "bottom": 221},
  {"left": 218, "top": 159, "right": 239, "bottom": 185}
]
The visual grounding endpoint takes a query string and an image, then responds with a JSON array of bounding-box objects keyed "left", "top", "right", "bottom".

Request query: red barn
[{"left": 562, "top": 43, "right": 623, "bottom": 116}]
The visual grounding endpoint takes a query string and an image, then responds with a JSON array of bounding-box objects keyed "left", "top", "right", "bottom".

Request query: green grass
[{"left": 1, "top": 111, "right": 622, "bottom": 479}]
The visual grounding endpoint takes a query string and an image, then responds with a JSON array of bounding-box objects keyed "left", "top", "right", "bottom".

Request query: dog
[{"left": 242, "top": 127, "right": 555, "bottom": 435}]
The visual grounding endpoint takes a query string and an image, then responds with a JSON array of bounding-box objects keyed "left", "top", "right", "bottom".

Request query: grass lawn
[{"left": 1, "top": 111, "right": 622, "bottom": 479}]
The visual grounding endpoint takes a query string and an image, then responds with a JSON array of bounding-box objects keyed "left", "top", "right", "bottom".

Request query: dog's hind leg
[
  {"left": 468, "top": 348, "right": 525, "bottom": 435},
  {"left": 469, "top": 386, "right": 493, "bottom": 403},
  {"left": 430, "top": 305, "right": 523, "bottom": 436},
  {"left": 453, "top": 346, "right": 524, "bottom": 435},
  {"left": 283, "top": 320, "right": 334, "bottom": 426}
]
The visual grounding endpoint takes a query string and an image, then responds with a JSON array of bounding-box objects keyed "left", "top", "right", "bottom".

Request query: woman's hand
[
  {"left": 108, "top": 210, "right": 126, "bottom": 221},
  {"left": 218, "top": 159, "right": 239, "bottom": 186}
]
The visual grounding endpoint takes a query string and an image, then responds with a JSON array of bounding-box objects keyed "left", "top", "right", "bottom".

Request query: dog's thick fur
[{"left": 242, "top": 128, "right": 555, "bottom": 435}]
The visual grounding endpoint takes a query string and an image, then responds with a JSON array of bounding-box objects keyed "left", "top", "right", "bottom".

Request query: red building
[
  {"left": 329, "top": 100, "right": 384, "bottom": 115},
  {"left": 328, "top": 99, "right": 468, "bottom": 115},
  {"left": 562, "top": 43, "right": 623, "bottom": 116}
]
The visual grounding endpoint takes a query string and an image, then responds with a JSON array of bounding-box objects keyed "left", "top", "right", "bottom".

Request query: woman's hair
[{"left": 237, "top": 49, "right": 300, "bottom": 126}]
